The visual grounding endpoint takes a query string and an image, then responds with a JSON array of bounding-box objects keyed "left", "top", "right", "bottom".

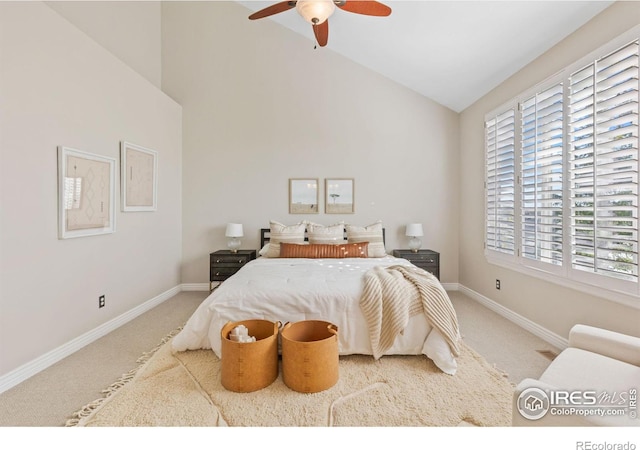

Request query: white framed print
[
  {"left": 289, "top": 178, "right": 319, "bottom": 214},
  {"left": 325, "top": 178, "right": 354, "bottom": 214},
  {"left": 120, "top": 141, "right": 158, "bottom": 212},
  {"left": 58, "top": 146, "right": 116, "bottom": 239}
]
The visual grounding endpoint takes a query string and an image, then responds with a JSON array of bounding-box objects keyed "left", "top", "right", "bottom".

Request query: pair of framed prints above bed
[
  {"left": 57, "top": 142, "right": 158, "bottom": 239},
  {"left": 289, "top": 178, "right": 354, "bottom": 215}
]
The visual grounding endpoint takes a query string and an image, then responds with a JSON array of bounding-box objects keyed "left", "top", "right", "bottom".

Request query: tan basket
[
  {"left": 281, "top": 320, "right": 339, "bottom": 393},
  {"left": 220, "top": 319, "right": 279, "bottom": 393}
]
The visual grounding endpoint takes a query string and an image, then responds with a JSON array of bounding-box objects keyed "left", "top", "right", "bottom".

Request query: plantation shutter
[
  {"left": 486, "top": 109, "right": 516, "bottom": 255},
  {"left": 569, "top": 40, "right": 639, "bottom": 282},
  {"left": 520, "top": 83, "right": 564, "bottom": 265}
]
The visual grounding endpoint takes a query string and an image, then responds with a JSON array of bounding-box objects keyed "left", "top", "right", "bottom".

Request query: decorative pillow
[
  {"left": 307, "top": 221, "right": 345, "bottom": 245},
  {"left": 346, "top": 221, "right": 386, "bottom": 257},
  {"left": 280, "top": 242, "right": 369, "bottom": 259},
  {"left": 264, "top": 221, "right": 306, "bottom": 258},
  {"left": 258, "top": 244, "right": 270, "bottom": 257}
]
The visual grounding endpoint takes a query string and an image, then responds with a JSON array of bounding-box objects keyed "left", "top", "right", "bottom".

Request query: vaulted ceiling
[{"left": 237, "top": 1, "right": 614, "bottom": 112}]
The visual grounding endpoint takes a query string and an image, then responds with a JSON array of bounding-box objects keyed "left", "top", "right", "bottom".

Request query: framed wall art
[
  {"left": 58, "top": 146, "right": 116, "bottom": 239},
  {"left": 289, "top": 178, "right": 319, "bottom": 214},
  {"left": 121, "top": 141, "right": 158, "bottom": 212},
  {"left": 325, "top": 178, "right": 354, "bottom": 214}
]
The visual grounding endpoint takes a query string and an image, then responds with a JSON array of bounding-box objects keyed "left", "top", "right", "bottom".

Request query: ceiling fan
[{"left": 248, "top": 0, "right": 392, "bottom": 47}]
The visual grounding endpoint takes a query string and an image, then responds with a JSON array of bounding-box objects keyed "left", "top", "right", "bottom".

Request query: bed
[{"left": 172, "top": 221, "right": 460, "bottom": 375}]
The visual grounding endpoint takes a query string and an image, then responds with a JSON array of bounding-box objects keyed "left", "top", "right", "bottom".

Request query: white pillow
[
  {"left": 346, "top": 220, "right": 386, "bottom": 257},
  {"left": 307, "top": 221, "right": 345, "bottom": 244},
  {"left": 265, "top": 220, "right": 306, "bottom": 258}
]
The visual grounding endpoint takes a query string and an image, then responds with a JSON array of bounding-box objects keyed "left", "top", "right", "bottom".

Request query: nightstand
[
  {"left": 392, "top": 249, "right": 440, "bottom": 280},
  {"left": 209, "top": 249, "right": 257, "bottom": 290}
]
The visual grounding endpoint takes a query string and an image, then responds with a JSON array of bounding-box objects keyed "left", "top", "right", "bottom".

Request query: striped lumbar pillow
[{"left": 280, "top": 242, "right": 368, "bottom": 258}]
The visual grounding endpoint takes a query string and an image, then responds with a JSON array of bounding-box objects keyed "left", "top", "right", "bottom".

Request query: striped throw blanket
[{"left": 361, "top": 264, "right": 461, "bottom": 359}]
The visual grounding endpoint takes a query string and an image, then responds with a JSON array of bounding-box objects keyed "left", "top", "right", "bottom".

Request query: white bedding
[{"left": 172, "top": 255, "right": 458, "bottom": 374}]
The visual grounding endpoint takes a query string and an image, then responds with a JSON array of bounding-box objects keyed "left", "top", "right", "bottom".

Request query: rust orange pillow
[{"left": 279, "top": 242, "right": 369, "bottom": 258}]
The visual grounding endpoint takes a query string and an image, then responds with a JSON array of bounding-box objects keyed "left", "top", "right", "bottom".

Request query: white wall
[
  {"left": 161, "top": 1, "right": 461, "bottom": 284},
  {"left": 459, "top": 1, "right": 640, "bottom": 339},
  {"left": 46, "top": 1, "right": 162, "bottom": 89},
  {"left": 0, "top": 2, "right": 182, "bottom": 377}
]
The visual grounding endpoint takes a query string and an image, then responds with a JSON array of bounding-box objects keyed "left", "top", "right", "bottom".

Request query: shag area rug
[{"left": 67, "top": 331, "right": 514, "bottom": 427}]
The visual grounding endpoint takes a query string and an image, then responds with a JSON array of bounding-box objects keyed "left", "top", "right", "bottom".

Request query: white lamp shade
[
  {"left": 296, "top": 0, "right": 336, "bottom": 24},
  {"left": 405, "top": 223, "right": 424, "bottom": 237},
  {"left": 225, "top": 223, "right": 244, "bottom": 238}
]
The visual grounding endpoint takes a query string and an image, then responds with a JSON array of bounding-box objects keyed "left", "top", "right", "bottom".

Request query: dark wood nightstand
[
  {"left": 392, "top": 249, "right": 440, "bottom": 280},
  {"left": 209, "top": 249, "right": 257, "bottom": 290}
]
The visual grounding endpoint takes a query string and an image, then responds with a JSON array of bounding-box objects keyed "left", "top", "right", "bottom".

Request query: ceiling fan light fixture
[{"left": 296, "top": 0, "right": 336, "bottom": 25}]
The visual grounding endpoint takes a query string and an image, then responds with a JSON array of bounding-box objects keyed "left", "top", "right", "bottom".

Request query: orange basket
[
  {"left": 220, "top": 319, "right": 279, "bottom": 393},
  {"left": 281, "top": 320, "right": 339, "bottom": 393}
]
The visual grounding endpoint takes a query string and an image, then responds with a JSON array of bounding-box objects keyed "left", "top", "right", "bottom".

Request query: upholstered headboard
[{"left": 260, "top": 227, "right": 386, "bottom": 248}]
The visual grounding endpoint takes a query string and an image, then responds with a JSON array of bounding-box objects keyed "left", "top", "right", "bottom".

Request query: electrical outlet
[
  {"left": 99, "top": 295, "right": 105, "bottom": 308},
  {"left": 496, "top": 279, "right": 501, "bottom": 290}
]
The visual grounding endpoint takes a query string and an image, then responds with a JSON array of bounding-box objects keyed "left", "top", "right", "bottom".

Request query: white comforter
[{"left": 172, "top": 256, "right": 458, "bottom": 374}]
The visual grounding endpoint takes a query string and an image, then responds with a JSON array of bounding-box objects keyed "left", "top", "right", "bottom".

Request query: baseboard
[
  {"left": 458, "top": 284, "right": 569, "bottom": 350},
  {"left": 0, "top": 285, "right": 181, "bottom": 395},
  {"left": 181, "top": 282, "right": 210, "bottom": 291}
]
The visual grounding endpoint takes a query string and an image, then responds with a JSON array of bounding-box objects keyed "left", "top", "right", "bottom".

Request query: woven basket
[
  {"left": 281, "top": 320, "right": 339, "bottom": 393},
  {"left": 220, "top": 319, "right": 279, "bottom": 393}
]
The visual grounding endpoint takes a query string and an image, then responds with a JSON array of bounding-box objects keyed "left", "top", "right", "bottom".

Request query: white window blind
[
  {"left": 521, "top": 83, "right": 564, "bottom": 265},
  {"left": 486, "top": 109, "right": 516, "bottom": 255},
  {"left": 485, "top": 28, "right": 640, "bottom": 306},
  {"left": 569, "top": 40, "right": 639, "bottom": 282}
]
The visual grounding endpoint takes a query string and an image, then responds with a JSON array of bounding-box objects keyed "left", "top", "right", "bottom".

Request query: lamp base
[
  {"left": 227, "top": 238, "right": 241, "bottom": 253},
  {"left": 408, "top": 237, "right": 422, "bottom": 253}
]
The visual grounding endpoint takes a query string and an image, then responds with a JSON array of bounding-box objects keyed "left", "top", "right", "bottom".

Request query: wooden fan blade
[
  {"left": 313, "top": 20, "right": 329, "bottom": 47},
  {"left": 336, "top": 1, "right": 392, "bottom": 17},
  {"left": 248, "top": 1, "right": 296, "bottom": 20}
]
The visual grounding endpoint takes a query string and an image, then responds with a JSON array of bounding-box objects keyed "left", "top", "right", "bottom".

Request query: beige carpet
[{"left": 66, "top": 331, "right": 515, "bottom": 427}]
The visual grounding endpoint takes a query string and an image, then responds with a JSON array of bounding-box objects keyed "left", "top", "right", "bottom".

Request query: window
[
  {"left": 569, "top": 41, "right": 639, "bottom": 283},
  {"left": 521, "top": 83, "right": 564, "bottom": 266},
  {"left": 485, "top": 28, "right": 639, "bottom": 305},
  {"left": 485, "top": 108, "right": 516, "bottom": 256}
]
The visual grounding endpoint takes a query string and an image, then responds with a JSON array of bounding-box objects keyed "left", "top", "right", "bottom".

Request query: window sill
[{"left": 486, "top": 253, "right": 640, "bottom": 310}]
